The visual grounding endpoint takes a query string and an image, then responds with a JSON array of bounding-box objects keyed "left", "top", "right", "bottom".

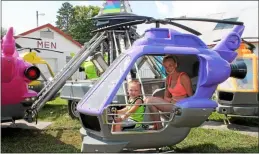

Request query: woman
[{"left": 145, "top": 55, "right": 193, "bottom": 130}]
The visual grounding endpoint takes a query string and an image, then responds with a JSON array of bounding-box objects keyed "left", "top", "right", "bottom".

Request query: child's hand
[
  {"left": 115, "top": 117, "right": 122, "bottom": 123},
  {"left": 121, "top": 115, "right": 127, "bottom": 121}
]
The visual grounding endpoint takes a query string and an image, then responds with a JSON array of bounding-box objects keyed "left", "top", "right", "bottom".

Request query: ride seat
[
  {"left": 191, "top": 61, "right": 199, "bottom": 93},
  {"left": 191, "top": 77, "right": 198, "bottom": 93}
]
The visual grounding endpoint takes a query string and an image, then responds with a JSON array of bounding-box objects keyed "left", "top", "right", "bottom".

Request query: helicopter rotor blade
[
  {"left": 16, "top": 48, "right": 28, "bottom": 51},
  {"left": 33, "top": 48, "right": 41, "bottom": 53},
  {"left": 16, "top": 47, "right": 64, "bottom": 53},
  {"left": 15, "top": 35, "right": 42, "bottom": 40},
  {"left": 20, "top": 37, "right": 42, "bottom": 40},
  {"left": 92, "top": 13, "right": 153, "bottom": 21},
  {"left": 16, "top": 43, "right": 22, "bottom": 48},
  {"left": 165, "top": 17, "right": 244, "bottom": 25},
  {"left": 92, "top": 18, "right": 201, "bottom": 36},
  {"left": 213, "top": 39, "right": 221, "bottom": 42},
  {"left": 144, "top": 19, "right": 202, "bottom": 35},
  {"left": 92, "top": 19, "right": 147, "bottom": 33},
  {"left": 33, "top": 48, "right": 64, "bottom": 53},
  {"left": 165, "top": 21, "right": 202, "bottom": 36}
]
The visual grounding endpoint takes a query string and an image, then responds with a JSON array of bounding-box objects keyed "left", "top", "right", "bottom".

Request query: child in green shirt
[{"left": 112, "top": 80, "right": 145, "bottom": 132}]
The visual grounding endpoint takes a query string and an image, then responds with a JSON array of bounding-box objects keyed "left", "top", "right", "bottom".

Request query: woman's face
[{"left": 163, "top": 59, "right": 177, "bottom": 74}]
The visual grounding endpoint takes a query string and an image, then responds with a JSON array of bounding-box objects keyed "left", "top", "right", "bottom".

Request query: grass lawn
[{"left": 1, "top": 98, "right": 258, "bottom": 153}]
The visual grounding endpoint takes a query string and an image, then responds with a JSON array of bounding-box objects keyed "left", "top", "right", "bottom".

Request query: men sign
[{"left": 37, "top": 41, "right": 57, "bottom": 49}]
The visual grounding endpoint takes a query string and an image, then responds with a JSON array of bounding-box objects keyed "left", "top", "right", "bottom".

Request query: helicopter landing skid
[
  {"left": 122, "top": 147, "right": 176, "bottom": 153},
  {"left": 24, "top": 109, "right": 37, "bottom": 124},
  {"left": 223, "top": 114, "right": 231, "bottom": 125}
]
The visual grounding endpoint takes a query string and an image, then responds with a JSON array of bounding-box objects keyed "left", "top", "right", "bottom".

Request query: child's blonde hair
[{"left": 128, "top": 79, "right": 141, "bottom": 88}]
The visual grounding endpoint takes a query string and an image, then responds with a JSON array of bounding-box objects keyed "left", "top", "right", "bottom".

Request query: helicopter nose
[
  {"left": 24, "top": 66, "right": 41, "bottom": 81},
  {"left": 230, "top": 61, "right": 247, "bottom": 79}
]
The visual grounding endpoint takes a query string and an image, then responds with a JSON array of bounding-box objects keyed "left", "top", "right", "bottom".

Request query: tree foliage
[
  {"left": 56, "top": 2, "right": 75, "bottom": 33},
  {"left": 55, "top": 3, "right": 100, "bottom": 45},
  {"left": 69, "top": 5, "right": 100, "bottom": 44}
]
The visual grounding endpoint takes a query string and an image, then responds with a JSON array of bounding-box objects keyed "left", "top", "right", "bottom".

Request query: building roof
[
  {"left": 163, "top": 6, "right": 258, "bottom": 45},
  {"left": 199, "top": 6, "right": 258, "bottom": 44},
  {"left": 15, "top": 23, "right": 82, "bottom": 48}
]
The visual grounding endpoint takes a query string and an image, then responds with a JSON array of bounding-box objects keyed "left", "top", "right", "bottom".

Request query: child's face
[{"left": 128, "top": 83, "right": 141, "bottom": 98}]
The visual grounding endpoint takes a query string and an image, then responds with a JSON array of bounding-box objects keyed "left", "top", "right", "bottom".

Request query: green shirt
[
  {"left": 127, "top": 96, "right": 145, "bottom": 123},
  {"left": 83, "top": 61, "right": 98, "bottom": 79}
]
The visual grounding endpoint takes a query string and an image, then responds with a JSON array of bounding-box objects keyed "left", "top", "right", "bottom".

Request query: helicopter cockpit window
[
  {"left": 80, "top": 53, "right": 130, "bottom": 111},
  {"left": 234, "top": 57, "right": 254, "bottom": 90}
]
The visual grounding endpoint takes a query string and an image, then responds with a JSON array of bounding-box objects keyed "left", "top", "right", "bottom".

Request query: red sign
[{"left": 37, "top": 41, "right": 57, "bottom": 49}]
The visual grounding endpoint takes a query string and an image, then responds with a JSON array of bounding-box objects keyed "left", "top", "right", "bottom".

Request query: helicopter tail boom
[{"left": 213, "top": 25, "right": 245, "bottom": 63}]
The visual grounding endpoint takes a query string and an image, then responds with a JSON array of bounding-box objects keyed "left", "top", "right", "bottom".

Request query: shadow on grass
[
  {"left": 1, "top": 127, "right": 80, "bottom": 153},
  {"left": 229, "top": 117, "right": 259, "bottom": 127},
  {"left": 174, "top": 143, "right": 258, "bottom": 153},
  {"left": 226, "top": 123, "right": 259, "bottom": 133}
]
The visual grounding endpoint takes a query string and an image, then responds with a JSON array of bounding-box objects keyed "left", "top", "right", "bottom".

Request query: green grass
[{"left": 1, "top": 98, "right": 258, "bottom": 153}]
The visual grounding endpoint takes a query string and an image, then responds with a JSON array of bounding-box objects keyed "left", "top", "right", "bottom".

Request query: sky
[{"left": 1, "top": 1, "right": 258, "bottom": 35}]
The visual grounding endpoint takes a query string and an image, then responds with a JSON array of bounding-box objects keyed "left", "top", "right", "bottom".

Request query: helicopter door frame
[{"left": 103, "top": 54, "right": 179, "bottom": 135}]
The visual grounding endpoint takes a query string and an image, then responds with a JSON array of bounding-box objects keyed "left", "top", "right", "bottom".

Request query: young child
[{"left": 112, "top": 80, "right": 145, "bottom": 132}]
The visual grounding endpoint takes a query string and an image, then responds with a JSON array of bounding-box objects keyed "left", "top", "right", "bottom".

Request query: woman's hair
[{"left": 162, "top": 55, "right": 179, "bottom": 66}]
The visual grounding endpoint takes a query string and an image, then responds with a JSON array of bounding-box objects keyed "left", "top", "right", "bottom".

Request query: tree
[
  {"left": 69, "top": 5, "right": 100, "bottom": 44},
  {"left": 1, "top": 27, "right": 7, "bottom": 38},
  {"left": 56, "top": 2, "right": 75, "bottom": 33}
]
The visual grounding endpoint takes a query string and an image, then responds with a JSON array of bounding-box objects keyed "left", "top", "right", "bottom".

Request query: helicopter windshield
[{"left": 78, "top": 53, "right": 129, "bottom": 111}]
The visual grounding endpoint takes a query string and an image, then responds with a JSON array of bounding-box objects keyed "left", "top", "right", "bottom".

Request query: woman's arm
[
  {"left": 180, "top": 74, "right": 193, "bottom": 96},
  {"left": 164, "top": 76, "right": 172, "bottom": 102}
]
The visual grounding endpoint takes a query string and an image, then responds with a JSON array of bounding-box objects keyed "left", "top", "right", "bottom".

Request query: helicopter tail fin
[
  {"left": 212, "top": 25, "right": 245, "bottom": 63},
  {"left": 2, "top": 27, "right": 16, "bottom": 56}
]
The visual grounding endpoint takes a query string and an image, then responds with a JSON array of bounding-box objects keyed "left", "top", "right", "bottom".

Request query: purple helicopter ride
[{"left": 74, "top": 14, "right": 247, "bottom": 153}]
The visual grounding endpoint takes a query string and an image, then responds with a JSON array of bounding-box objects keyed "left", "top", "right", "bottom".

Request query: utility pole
[
  {"left": 36, "top": 11, "right": 45, "bottom": 27},
  {"left": 36, "top": 11, "right": 38, "bottom": 27}
]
